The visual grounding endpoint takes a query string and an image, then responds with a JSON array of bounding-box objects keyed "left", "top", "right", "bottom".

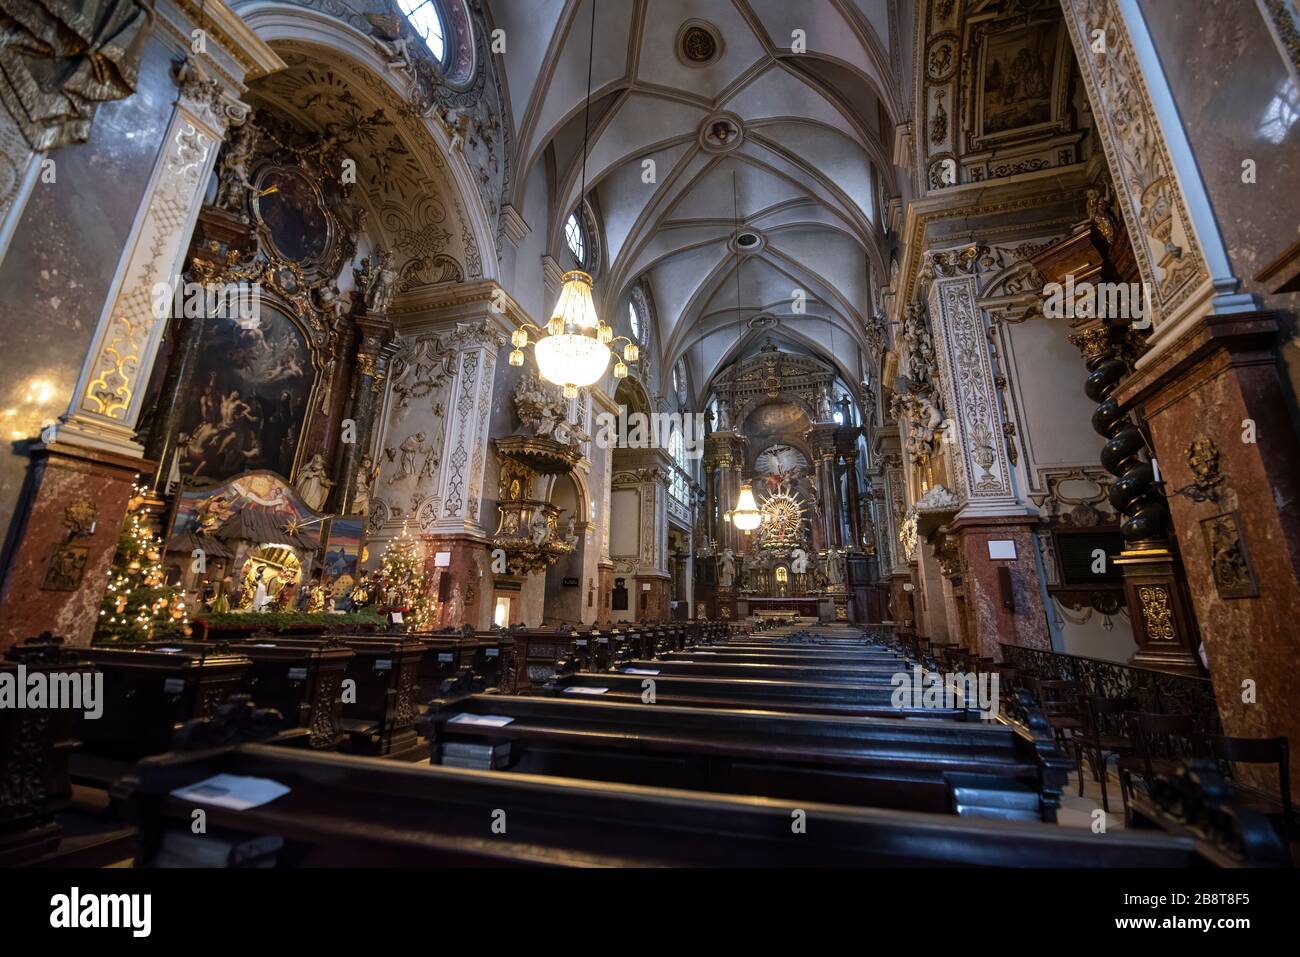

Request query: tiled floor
[{"left": 1058, "top": 762, "right": 1128, "bottom": 831}]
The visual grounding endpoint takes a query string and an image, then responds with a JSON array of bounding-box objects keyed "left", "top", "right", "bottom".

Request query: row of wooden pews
[
  {"left": 118, "top": 622, "right": 1289, "bottom": 866},
  {"left": 6, "top": 620, "right": 1291, "bottom": 867}
]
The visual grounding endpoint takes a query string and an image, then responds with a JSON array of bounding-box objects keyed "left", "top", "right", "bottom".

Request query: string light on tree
[
  {"left": 377, "top": 521, "right": 433, "bottom": 631},
  {"left": 95, "top": 480, "right": 189, "bottom": 643}
]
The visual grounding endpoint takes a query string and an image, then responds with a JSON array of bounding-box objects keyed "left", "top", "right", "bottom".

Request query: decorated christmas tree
[
  {"left": 377, "top": 522, "right": 433, "bottom": 630},
  {"left": 94, "top": 483, "right": 189, "bottom": 643}
]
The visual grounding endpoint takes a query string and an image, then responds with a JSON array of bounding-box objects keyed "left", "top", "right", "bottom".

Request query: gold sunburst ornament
[{"left": 757, "top": 482, "right": 804, "bottom": 550}]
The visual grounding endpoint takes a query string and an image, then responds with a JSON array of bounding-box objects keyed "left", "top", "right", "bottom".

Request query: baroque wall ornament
[
  {"left": 1060, "top": 0, "right": 1209, "bottom": 328},
  {"left": 1138, "top": 584, "right": 1176, "bottom": 641},
  {"left": 1200, "top": 512, "right": 1258, "bottom": 600}
]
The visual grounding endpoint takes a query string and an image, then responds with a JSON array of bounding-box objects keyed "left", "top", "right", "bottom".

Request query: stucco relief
[{"left": 372, "top": 331, "right": 456, "bottom": 525}]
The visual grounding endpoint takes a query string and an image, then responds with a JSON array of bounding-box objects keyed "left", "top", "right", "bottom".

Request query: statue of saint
[
  {"left": 719, "top": 549, "right": 736, "bottom": 588},
  {"left": 296, "top": 453, "right": 334, "bottom": 512}
]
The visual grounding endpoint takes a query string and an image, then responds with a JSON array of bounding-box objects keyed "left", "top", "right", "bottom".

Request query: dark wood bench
[
  {"left": 71, "top": 646, "right": 256, "bottom": 785},
  {"left": 139, "top": 640, "right": 355, "bottom": 751},
  {"left": 541, "top": 669, "right": 960, "bottom": 719},
  {"left": 663, "top": 649, "right": 906, "bottom": 667},
  {"left": 1, "top": 638, "right": 96, "bottom": 865},
  {"left": 420, "top": 692, "right": 1063, "bottom": 819},
  {"left": 615, "top": 658, "right": 906, "bottom": 683},
  {"left": 119, "top": 740, "right": 1281, "bottom": 867},
  {"left": 242, "top": 636, "right": 427, "bottom": 759}
]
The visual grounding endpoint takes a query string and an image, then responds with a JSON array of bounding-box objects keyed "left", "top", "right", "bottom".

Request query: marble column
[
  {"left": 0, "top": 443, "right": 145, "bottom": 649},
  {"left": 47, "top": 64, "right": 247, "bottom": 458},
  {"left": 0, "top": 56, "right": 259, "bottom": 649},
  {"left": 925, "top": 258, "right": 1049, "bottom": 653},
  {"left": 1117, "top": 311, "right": 1300, "bottom": 795},
  {"left": 702, "top": 463, "right": 716, "bottom": 547},
  {"left": 843, "top": 452, "right": 862, "bottom": 549},
  {"left": 1060, "top": 0, "right": 1256, "bottom": 351},
  {"left": 807, "top": 424, "right": 841, "bottom": 550}
]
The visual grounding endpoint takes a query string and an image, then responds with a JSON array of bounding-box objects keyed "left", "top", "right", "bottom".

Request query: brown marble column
[
  {"left": 1117, "top": 312, "right": 1300, "bottom": 795},
  {"left": 0, "top": 443, "right": 149, "bottom": 650},
  {"left": 807, "top": 424, "right": 840, "bottom": 550},
  {"left": 702, "top": 463, "right": 715, "bottom": 547}
]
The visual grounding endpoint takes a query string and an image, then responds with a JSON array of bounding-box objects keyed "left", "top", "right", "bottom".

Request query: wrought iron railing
[{"left": 1000, "top": 644, "right": 1222, "bottom": 738}]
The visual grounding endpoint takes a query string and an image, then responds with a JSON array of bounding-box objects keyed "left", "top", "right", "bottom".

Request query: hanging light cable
[
  {"left": 722, "top": 169, "right": 764, "bottom": 532},
  {"left": 509, "top": 0, "right": 636, "bottom": 398}
]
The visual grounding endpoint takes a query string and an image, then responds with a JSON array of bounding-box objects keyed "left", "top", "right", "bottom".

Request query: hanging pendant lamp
[
  {"left": 720, "top": 170, "right": 765, "bottom": 532},
  {"left": 508, "top": 0, "right": 636, "bottom": 399}
]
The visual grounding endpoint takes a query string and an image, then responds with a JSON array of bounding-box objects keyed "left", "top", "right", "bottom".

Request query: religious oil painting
[
  {"left": 256, "top": 167, "right": 331, "bottom": 264},
  {"left": 978, "top": 21, "right": 1061, "bottom": 138},
  {"left": 177, "top": 305, "right": 314, "bottom": 483}
]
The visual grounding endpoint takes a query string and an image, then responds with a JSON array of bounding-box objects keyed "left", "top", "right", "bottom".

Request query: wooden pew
[
  {"left": 662, "top": 649, "right": 907, "bottom": 668},
  {"left": 319, "top": 637, "right": 427, "bottom": 759},
  {"left": 0, "top": 637, "right": 96, "bottom": 865},
  {"left": 617, "top": 658, "right": 906, "bottom": 683},
  {"left": 420, "top": 692, "right": 1061, "bottom": 819},
  {"left": 408, "top": 633, "right": 511, "bottom": 701},
  {"left": 138, "top": 640, "right": 354, "bottom": 751},
  {"left": 71, "top": 645, "right": 257, "bottom": 784},
  {"left": 237, "top": 635, "right": 427, "bottom": 759},
  {"left": 119, "top": 740, "right": 1282, "bottom": 867},
  {"left": 541, "top": 668, "right": 949, "bottom": 719}
]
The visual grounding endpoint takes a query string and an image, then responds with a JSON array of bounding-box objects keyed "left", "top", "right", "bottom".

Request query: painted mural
[
  {"left": 321, "top": 516, "right": 364, "bottom": 589},
  {"left": 979, "top": 22, "right": 1059, "bottom": 137}
]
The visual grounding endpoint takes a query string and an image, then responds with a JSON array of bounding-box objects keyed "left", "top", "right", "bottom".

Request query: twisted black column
[{"left": 1079, "top": 331, "right": 1170, "bottom": 544}]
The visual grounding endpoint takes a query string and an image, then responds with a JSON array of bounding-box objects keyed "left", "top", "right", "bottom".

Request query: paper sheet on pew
[
  {"left": 622, "top": 668, "right": 660, "bottom": 675},
  {"left": 564, "top": 686, "right": 609, "bottom": 694},
  {"left": 447, "top": 713, "right": 515, "bottom": 727},
  {"left": 170, "top": 774, "right": 290, "bottom": 811}
]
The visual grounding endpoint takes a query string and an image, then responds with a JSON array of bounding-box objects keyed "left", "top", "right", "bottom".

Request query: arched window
[
  {"left": 564, "top": 211, "right": 586, "bottom": 266},
  {"left": 397, "top": 0, "right": 447, "bottom": 61},
  {"left": 627, "top": 300, "right": 641, "bottom": 340},
  {"left": 669, "top": 427, "right": 690, "bottom": 505},
  {"left": 671, "top": 364, "right": 682, "bottom": 401}
]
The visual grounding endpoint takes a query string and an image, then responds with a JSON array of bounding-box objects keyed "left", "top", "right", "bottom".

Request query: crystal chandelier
[
  {"left": 724, "top": 481, "right": 765, "bottom": 532},
  {"left": 509, "top": 270, "right": 638, "bottom": 398},
  {"left": 506, "top": 0, "right": 637, "bottom": 399}
]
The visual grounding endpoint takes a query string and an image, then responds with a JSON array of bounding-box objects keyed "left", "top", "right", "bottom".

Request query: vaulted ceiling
[{"left": 487, "top": 0, "right": 908, "bottom": 394}]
